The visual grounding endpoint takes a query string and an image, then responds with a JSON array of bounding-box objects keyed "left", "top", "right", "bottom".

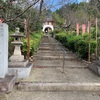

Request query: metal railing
[
  {"left": 48, "top": 35, "right": 66, "bottom": 73},
  {"left": 54, "top": 38, "right": 66, "bottom": 73}
]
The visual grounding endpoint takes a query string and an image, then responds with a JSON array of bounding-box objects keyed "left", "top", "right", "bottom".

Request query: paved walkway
[{"left": 7, "top": 35, "right": 100, "bottom": 100}]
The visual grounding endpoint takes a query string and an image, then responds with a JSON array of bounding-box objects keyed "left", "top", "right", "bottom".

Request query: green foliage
[
  {"left": 8, "top": 31, "right": 14, "bottom": 57},
  {"left": 67, "top": 36, "right": 82, "bottom": 52},
  {"left": 75, "top": 40, "right": 88, "bottom": 58},
  {"left": 8, "top": 31, "right": 43, "bottom": 58},
  {"left": 22, "top": 32, "right": 43, "bottom": 58},
  {"left": 55, "top": 31, "right": 67, "bottom": 46},
  {"left": 55, "top": 32, "right": 96, "bottom": 60},
  {"left": 52, "top": 12, "right": 64, "bottom": 29}
]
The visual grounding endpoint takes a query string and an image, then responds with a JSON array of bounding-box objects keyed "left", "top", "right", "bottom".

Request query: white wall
[
  {"left": 42, "top": 25, "right": 54, "bottom": 32},
  {"left": 0, "top": 23, "right": 8, "bottom": 78}
]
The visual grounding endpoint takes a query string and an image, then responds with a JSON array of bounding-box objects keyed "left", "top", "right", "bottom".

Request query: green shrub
[
  {"left": 8, "top": 31, "right": 14, "bottom": 57},
  {"left": 75, "top": 40, "right": 96, "bottom": 59},
  {"left": 67, "top": 36, "right": 82, "bottom": 52},
  {"left": 55, "top": 31, "right": 67, "bottom": 45},
  {"left": 90, "top": 40, "right": 96, "bottom": 53},
  {"left": 8, "top": 31, "right": 43, "bottom": 59},
  {"left": 55, "top": 31, "right": 96, "bottom": 60},
  {"left": 75, "top": 40, "right": 88, "bottom": 59},
  {"left": 22, "top": 32, "right": 42, "bottom": 58}
]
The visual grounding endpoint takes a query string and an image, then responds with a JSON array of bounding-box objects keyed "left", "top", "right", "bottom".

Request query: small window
[{"left": 15, "top": 37, "right": 18, "bottom": 41}]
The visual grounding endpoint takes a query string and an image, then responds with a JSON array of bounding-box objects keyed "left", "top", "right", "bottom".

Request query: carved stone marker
[{"left": 0, "top": 23, "right": 8, "bottom": 78}]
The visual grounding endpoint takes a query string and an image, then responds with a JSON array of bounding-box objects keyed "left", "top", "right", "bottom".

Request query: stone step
[
  {"left": 37, "top": 50, "right": 73, "bottom": 54},
  {"left": 33, "top": 55, "right": 76, "bottom": 60},
  {"left": 20, "top": 68, "right": 100, "bottom": 85},
  {"left": 40, "top": 43, "right": 57, "bottom": 45},
  {"left": 35, "top": 52, "right": 76, "bottom": 57},
  {"left": 38, "top": 47, "right": 62, "bottom": 51},
  {"left": 33, "top": 60, "right": 87, "bottom": 68},
  {"left": 17, "top": 82, "right": 100, "bottom": 92},
  {"left": 0, "top": 75, "right": 16, "bottom": 93},
  {"left": 7, "top": 90, "right": 100, "bottom": 100},
  {"left": 39, "top": 46, "right": 61, "bottom": 49}
]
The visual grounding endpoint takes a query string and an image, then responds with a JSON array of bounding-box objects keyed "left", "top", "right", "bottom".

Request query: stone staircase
[
  {"left": 7, "top": 35, "right": 100, "bottom": 100},
  {"left": 17, "top": 35, "right": 100, "bottom": 91}
]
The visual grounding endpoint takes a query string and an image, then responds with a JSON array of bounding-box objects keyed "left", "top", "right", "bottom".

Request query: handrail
[{"left": 54, "top": 38, "right": 66, "bottom": 73}]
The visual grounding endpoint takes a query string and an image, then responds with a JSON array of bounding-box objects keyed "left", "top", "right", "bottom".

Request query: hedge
[{"left": 55, "top": 31, "right": 96, "bottom": 60}]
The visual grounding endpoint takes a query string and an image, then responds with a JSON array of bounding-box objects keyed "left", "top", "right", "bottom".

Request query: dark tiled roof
[{"left": 43, "top": 16, "right": 53, "bottom": 22}]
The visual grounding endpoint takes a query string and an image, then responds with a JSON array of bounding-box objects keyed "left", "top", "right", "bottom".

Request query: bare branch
[
  {"left": 4, "top": 0, "right": 40, "bottom": 22},
  {"left": 39, "top": 0, "right": 44, "bottom": 14}
]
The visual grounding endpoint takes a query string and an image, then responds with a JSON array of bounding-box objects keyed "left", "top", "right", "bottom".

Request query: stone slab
[
  {"left": 0, "top": 23, "right": 8, "bottom": 78},
  {"left": 0, "top": 75, "right": 16, "bottom": 93},
  {"left": 8, "top": 63, "right": 33, "bottom": 78}
]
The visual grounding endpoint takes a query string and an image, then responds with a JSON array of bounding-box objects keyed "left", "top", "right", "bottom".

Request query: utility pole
[
  {"left": 24, "top": 19, "right": 27, "bottom": 37},
  {"left": 96, "top": 17, "right": 98, "bottom": 59},
  {"left": 27, "top": 20, "right": 30, "bottom": 60},
  {"left": 88, "top": 20, "right": 91, "bottom": 62}
]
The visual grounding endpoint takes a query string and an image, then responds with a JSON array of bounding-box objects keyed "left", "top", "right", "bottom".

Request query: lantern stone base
[
  {"left": 8, "top": 63, "right": 33, "bottom": 78},
  {"left": 9, "top": 55, "right": 24, "bottom": 62}
]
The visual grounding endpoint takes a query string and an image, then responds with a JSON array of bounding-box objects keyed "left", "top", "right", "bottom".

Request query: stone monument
[
  {"left": 0, "top": 23, "right": 8, "bottom": 78},
  {"left": 0, "top": 23, "right": 16, "bottom": 93},
  {"left": 8, "top": 28, "right": 32, "bottom": 78}
]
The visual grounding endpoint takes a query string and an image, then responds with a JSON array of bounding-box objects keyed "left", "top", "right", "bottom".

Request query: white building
[{"left": 42, "top": 16, "right": 54, "bottom": 33}]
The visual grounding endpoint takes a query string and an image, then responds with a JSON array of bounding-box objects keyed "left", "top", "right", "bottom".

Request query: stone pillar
[
  {"left": 82, "top": 24, "right": 86, "bottom": 35},
  {"left": 0, "top": 23, "right": 8, "bottom": 78},
  {"left": 76, "top": 23, "right": 80, "bottom": 36}
]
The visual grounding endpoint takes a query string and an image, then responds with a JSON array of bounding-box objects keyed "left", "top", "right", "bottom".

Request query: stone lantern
[
  {"left": 8, "top": 28, "right": 32, "bottom": 78},
  {"left": 9, "top": 28, "right": 24, "bottom": 61}
]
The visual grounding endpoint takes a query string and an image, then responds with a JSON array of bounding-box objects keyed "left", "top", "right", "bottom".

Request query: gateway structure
[{"left": 42, "top": 16, "right": 54, "bottom": 33}]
